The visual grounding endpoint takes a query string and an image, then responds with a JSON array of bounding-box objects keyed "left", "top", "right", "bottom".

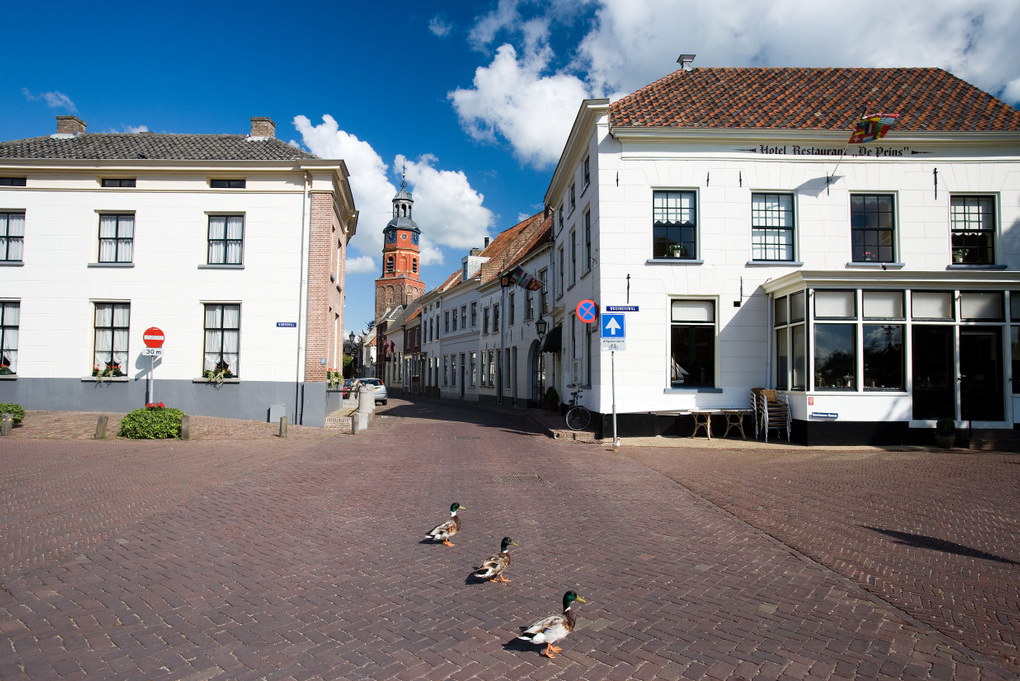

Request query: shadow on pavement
[
  {"left": 376, "top": 397, "right": 547, "bottom": 435},
  {"left": 864, "top": 526, "right": 1019, "bottom": 565}
]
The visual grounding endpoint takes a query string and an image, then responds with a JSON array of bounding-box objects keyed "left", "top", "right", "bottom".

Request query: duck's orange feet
[
  {"left": 443, "top": 540, "right": 455, "bottom": 547},
  {"left": 498, "top": 575, "right": 511, "bottom": 583},
  {"left": 543, "top": 643, "right": 562, "bottom": 658}
]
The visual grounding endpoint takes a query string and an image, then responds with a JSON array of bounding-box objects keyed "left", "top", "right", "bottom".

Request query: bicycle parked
[{"left": 565, "top": 385, "right": 591, "bottom": 431}]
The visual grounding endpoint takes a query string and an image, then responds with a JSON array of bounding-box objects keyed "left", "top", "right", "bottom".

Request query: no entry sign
[{"left": 143, "top": 327, "right": 165, "bottom": 348}]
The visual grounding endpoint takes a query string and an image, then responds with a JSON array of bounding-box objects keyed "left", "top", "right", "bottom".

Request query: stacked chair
[{"left": 750, "top": 388, "right": 791, "bottom": 442}]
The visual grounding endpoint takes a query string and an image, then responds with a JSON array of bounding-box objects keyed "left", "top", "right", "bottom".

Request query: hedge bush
[
  {"left": 0, "top": 403, "right": 25, "bottom": 424},
  {"left": 119, "top": 405, "right": 186, "bottom": 439}
]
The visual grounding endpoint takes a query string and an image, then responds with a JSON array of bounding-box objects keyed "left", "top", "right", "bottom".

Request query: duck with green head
[
  {"left": 426, "top": 502, "right": 465, "bottom": 547},
  {"left": 517, "top": 591, "right": 586, "bottom": 658},
  {"left": 474, "top": 537, "right": 517, "bottom": 583}
]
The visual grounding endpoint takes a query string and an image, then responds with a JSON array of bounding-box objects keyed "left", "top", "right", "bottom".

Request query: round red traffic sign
[
  {"left": 143, "top": 327, "right": 165, "bottom": 348},
  {"left": 576, "top": 299, "right": 599, "bottom": 324}
]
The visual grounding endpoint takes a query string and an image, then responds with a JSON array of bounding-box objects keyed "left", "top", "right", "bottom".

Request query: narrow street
[{"left": 1, "top": 398, "right": 1017, "bottom": 680}]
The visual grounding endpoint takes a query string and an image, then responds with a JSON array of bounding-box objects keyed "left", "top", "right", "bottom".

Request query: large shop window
[
  {"left": 773, "top": 292, "right": 806, "bottom": 390},
  {"left": 670, "top": 300, "right": 714, "bottom": 387},
  {"left": 862, "top": 291, "right": 905, "bottom": 391},
  {"left": 850, "top": 194, "right": 895, "bottom": 263},
  {"left": 751, "top": 193, "right": 794, "bottom": 261},
  {"left": 204, "top": 304, "right": 240, "bottom": 377},
  {"left": 1011, "top": 295, "right": 1020, "bottom": 395},
  {"left": 653, "top": 190, "right": 697, "bottom": 260},
  {"left": 951, "top": 196, "right": 995, "bottom": 264}
]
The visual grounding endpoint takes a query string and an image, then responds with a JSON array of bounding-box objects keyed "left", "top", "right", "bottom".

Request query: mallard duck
[
  {"left": 474, "top": 537, "right": 517, "bottom": 583},
  {"left": 517, "top": 591, "right": 586, "bottom": 658},
  {"left": 426, "top": 502, "right": 465, "bottom": 547}
]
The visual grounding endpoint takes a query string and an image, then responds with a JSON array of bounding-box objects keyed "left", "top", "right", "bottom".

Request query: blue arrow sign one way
[{"left": 601, "top": 314, "right": 625, "bottom": 339}]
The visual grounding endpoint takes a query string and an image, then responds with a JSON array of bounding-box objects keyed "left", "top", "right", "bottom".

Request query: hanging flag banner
[
  {"left": 507, "top": 266, "right": 543, "bottom": 291},
  {"left": 847, "top": 112, "right": 899, "bottom": 145}
]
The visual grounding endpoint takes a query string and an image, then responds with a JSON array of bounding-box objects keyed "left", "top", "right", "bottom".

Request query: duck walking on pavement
[
  {"left": 517, "top": 591, "right": 586, "bottom": 658},
  {"left": 474, "top": 537, "right": 517, "bottom": 583},
  {"left": 426, "top": 502, "right": 465, "bottom": 547}
]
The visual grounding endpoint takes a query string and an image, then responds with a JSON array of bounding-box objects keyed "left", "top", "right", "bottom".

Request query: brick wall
[{"left": 305, "top": 193, "right": 334, "bottom": 381}]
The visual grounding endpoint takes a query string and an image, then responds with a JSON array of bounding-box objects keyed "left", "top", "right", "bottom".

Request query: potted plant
[
  {"left": 204, "top": 360, "right": 235, "bottom": 385},
  {"left": 669, "top": 243, "right": 688, "bottom": 259},
  {"left": 542, "top": 386, "right": 559, "bottom": 412},
  {"left": 934, "top": 418, "right": 956, "bottom": 449}
]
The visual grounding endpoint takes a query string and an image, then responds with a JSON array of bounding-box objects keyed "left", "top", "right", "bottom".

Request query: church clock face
[
  {"left": 385, "top": 231, "right": 397, "bottom": 244},
  {"left": 412, "top": 232, "right": 420, "bottom": 245}
]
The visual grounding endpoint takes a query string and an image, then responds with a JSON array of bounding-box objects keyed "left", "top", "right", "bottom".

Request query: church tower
[{"left": 375, "top": 172, "right": 426, "bottom": 319}]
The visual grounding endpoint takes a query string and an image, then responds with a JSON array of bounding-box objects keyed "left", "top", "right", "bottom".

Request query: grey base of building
[
  {"left": 0, "top": 377, "right": 327, "bottom": 427},
  {"left": 592, "top": 412, "right": 1016, "bottom": 446}
]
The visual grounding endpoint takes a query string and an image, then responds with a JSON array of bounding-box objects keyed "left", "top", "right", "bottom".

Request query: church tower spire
[{"left": 374, "top": 166, "right": 426, "bottom": 319}]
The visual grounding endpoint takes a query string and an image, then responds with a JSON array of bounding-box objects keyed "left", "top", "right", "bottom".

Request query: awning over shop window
[{"left": 542, "top": 325, "right": 562, "bottom": 353}]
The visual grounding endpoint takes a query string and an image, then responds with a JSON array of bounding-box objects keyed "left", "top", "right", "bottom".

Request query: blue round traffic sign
[{"left": 576, "top": 299, "right": 599, "bottom": 324}]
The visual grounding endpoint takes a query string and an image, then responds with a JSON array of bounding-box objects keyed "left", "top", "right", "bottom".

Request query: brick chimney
[
  {"left": 56, "top": 116, "right": 87, "bottom": 135},
  {"left": 250, "top": 117, "right": 276, "bottom": 138}
]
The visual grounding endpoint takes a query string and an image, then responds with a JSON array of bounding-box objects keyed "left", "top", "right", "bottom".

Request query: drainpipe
[{"left": 294, "top": 171, "right": 311, "bottom": 424}]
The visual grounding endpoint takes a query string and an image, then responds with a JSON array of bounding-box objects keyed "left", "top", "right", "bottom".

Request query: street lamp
[{"left": 535, "top": 314, "right": 548, "bottom": 339}]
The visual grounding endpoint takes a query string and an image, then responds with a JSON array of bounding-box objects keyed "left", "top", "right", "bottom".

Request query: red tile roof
[{"left": 609, "top": 68, "right": 1020, "bottom": 132}]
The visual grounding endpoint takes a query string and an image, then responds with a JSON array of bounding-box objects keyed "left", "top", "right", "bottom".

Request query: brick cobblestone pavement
[{"left": 0, "top": 399, "right": 1016, "bottom": 680}]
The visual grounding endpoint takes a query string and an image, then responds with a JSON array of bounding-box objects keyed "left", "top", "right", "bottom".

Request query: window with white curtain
[
  {"left": 1, "top": 212, "right": 25, "bottom": 262},
  {"left": 204, "top": 304, "right": 240, "bottom": 377},
  {"left": 1, "top": 302, "right": 19, "bottom": 374},
  {"left": 94, "top": 303, "right": 129, "bottom": 375},
  {"left": 208, "top": 215, "right": 244, "bottom": 265},
  {"left": 98, "top": 214, "right": 134, "bottom": 263}
]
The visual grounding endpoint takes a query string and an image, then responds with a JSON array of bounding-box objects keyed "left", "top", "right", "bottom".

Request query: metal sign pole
[
  {"left": 611, "top": 350, "right": 619, "bottom": 449},
  {"left": 150, "top": 355, "right": 155, "bottom": 404}
]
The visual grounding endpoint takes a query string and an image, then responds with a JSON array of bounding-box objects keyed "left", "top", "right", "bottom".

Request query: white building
[
  {"left": 0, "top": 116, "right": 357, "bottom": 426},
  {"left": 413, "top": 212, "right": 554, "bottom": 406},
  {"left": 545, "top": 65, "right": 1020, "bottom": 445}
]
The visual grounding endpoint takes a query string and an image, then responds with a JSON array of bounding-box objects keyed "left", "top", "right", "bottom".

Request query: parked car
[
  {"left": 341, "top": 379, "right": 356, "bottom": 398},
  {"left": 358, "top": 377, "right": 388, "bottom": 405}
]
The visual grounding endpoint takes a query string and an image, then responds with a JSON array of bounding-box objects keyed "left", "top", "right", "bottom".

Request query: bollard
[
  {"left": 351, "top": 414, "right": 361, "bottom": 435},
  {"left": 94, "top": 415, "right": 107, "bottom": 440},
  {"left": 279, "top": 415, "right": 288, "bottom": 438},
  {"left": 1, "top": 413, "right": 12, "bottom": 437},
  {"left": 180, "top": 414, "right": 190, "bottom": 441}
]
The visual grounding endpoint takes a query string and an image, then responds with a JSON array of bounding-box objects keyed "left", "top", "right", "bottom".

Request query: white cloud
[
  {"left": 111, "top": 124, "right": 148, "bottom": 133},
  {"left": 21, "top": 88, "right": 77, "bottom": 112},
  {"left": 429, "top": 15, "right": 452, "bottom": 37},
  {"left": 448, "top": 43, "right": 591, "bottom": 169},
  {"left": 345, "top": 255, "right": 377, "bottom": 274},
  {"left": 574, "top": 0, "right": 1020, "bottom": 99},
  {"left": 399, "top": 153, "right": 494, "bottom": 253},
  {"left": 451, "top": 0, "right": 1020, "bottom": 167},
  {"left": 292, "top": 116, "right": 494, "bottom": 267}
]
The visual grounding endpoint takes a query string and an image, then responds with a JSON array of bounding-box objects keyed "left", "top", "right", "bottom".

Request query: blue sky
[{"left": 6, "top": 0, "right": 1020, "bottom": 334}]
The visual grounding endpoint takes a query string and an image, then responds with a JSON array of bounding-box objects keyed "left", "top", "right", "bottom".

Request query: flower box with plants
[
  {"left": 203, "top": 361, "right": 235, "bottom": 385},
  {"left": 119, "top": 402, "right": 186, "bottom": 439},
  {"left": 92, "top": 362, "right": 124, "bottom": 382},
  {"left": 0, "top": 360, "right": 14, "bottom": 376},
  {"left": 327, "top": 369, "right": 343, "bottom": 391}
]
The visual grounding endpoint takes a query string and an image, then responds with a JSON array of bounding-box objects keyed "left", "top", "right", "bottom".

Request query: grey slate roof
[{"left": 0, "top": 133, "right": 318, "bottom": 161}]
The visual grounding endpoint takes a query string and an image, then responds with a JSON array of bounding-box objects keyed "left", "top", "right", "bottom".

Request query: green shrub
[
  {"left": 0, "top": 403, "right": 25, "bottom": 424},
  {"left": 935, "top": 418, "right": 956, "bottom": 435},
  {"left": 543, "top": 387, "right": 559, "bottom": 404},
  {"left": 119, "top": 406, "right": 186, "bottom": 439}
]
